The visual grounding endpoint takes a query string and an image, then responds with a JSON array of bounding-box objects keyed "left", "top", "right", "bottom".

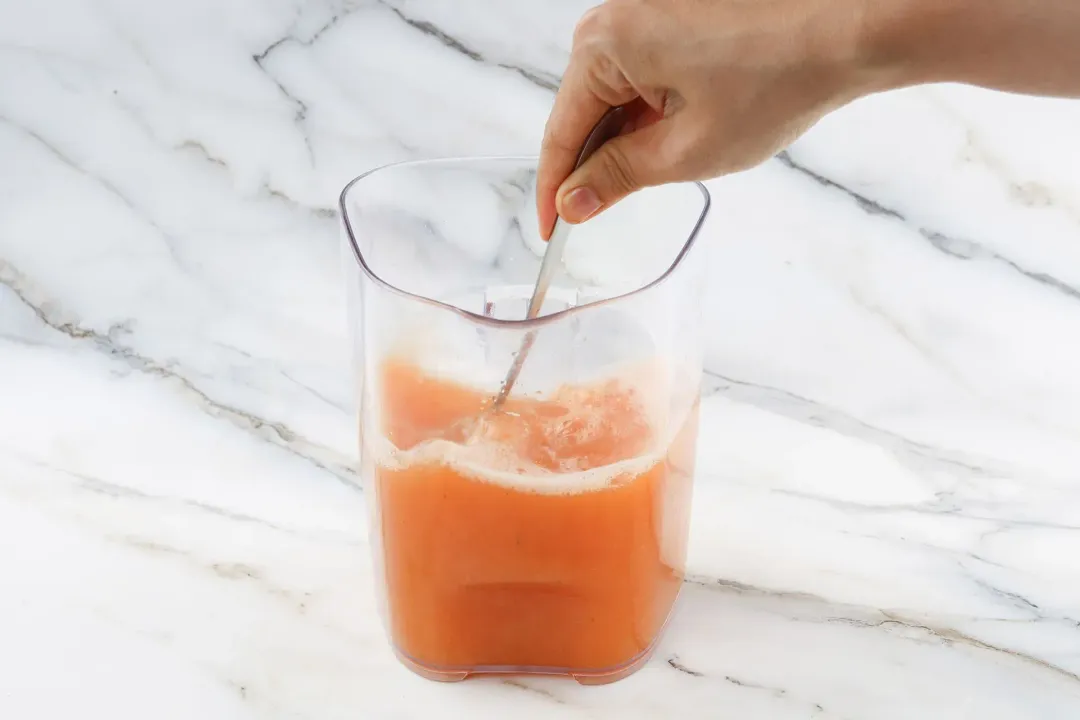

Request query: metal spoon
[{"left": 489, "top": 106, "right": 628, "bottom": 411}]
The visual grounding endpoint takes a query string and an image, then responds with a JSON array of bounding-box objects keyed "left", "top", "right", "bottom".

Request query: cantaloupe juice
[{"left": 368, "top": 359, "right": 697, "bottom": 680}]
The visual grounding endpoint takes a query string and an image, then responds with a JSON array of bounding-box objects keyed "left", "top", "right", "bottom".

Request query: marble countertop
[{"left": 3, "top": 1, "right": 1080, "bottom": 717}]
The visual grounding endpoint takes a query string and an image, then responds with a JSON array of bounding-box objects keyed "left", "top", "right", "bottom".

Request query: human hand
[{"left": 536, "top": 0, "right": 877, "bottom": 238}]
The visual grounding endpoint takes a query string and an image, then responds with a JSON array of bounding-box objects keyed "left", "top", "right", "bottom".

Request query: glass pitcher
[{"left": 340, "top": 157, "right": 710, "bottom": 685}]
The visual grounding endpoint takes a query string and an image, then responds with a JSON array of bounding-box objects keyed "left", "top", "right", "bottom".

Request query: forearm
[{"left": 861, "top": 0, "right": 1080, "bottom": 97}]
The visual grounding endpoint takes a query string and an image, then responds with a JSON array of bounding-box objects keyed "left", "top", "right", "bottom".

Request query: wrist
[{"left": 851, "top": 0, "right": 970, "bottom": 93}]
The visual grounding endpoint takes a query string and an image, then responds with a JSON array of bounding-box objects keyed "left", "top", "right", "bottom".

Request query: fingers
[
  {"left": 538, "top": 3, "right": 665, "bottom": 237},
  {"left": 537, "top": 3, "right": 643, "bottom": 240},
  {"left": 555, "top": 119, "right": 676, "bottom": 224},
  {"left": 536, "top": 59, "right": 611, "bottom": 240}
]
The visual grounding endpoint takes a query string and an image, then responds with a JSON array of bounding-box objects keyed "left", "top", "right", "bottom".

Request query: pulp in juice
[{"left": 367, "top": 359, "right": 698, "bottom": 681}]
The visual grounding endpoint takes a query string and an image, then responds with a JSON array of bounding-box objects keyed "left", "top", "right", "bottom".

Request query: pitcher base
[{"left": 392, "top": 642, "right": 659, "bottom": 686}]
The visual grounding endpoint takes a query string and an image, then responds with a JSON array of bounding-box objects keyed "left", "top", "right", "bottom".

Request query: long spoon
[{"left": 489, "top": 106, "right": 628, "bottom": 411}]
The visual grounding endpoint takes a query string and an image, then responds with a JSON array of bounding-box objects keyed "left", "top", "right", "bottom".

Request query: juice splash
[{"left": 368, "top": 359, "right": 698, "bottom": 682}]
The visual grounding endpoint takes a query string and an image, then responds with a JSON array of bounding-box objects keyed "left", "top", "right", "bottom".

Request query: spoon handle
[{"left": 492, "top": 106, "right": 629, "bottom": 408}]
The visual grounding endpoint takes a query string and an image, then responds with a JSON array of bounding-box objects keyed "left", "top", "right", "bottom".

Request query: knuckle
[
  {"left": 540, "top": 127, "right": 576, "bottom": 156},
  {"left": 584, "top": 54, "right": 632, "bottom": 103},
  {"left": 597, "top": 143, "right": 638, "bottom": 195},
  {"left": 572, "top": 1, "right": 653, "bottom": 87},
  {"left": 605, "top": 0, "right": 651, "bottom": 41},
  {"left": 572, "top": 6, "right": 603, "bottom": 44},
  {"left": 573, "top": 2, "right": 635, "bottom": 50}
]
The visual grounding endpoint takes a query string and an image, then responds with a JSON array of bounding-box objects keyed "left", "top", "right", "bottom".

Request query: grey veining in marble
[{"left": 2, "top": 0, "right": 1080, "bottom": 717}]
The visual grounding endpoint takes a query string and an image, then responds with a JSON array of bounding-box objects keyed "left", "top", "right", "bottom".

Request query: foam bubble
[
  {"left": 364, "top": 431, "right": 664, "bottom": 495},
  {"left": 362, "top": 358, "right": 697, "bottom": 495}
]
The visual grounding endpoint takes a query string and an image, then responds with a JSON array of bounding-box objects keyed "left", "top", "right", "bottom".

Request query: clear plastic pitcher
[{"left": 340, "top": 157, "right": 710, "bottom": 684}]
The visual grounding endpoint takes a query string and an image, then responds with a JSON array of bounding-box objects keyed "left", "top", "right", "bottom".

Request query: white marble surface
[{"left": 2, "top": 0, "right": 1080, "bottom": 717}]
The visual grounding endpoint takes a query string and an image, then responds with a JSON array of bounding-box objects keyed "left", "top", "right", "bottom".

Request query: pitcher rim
[{"left": 339, "top": 156, "right": 711, "bottom": 330}]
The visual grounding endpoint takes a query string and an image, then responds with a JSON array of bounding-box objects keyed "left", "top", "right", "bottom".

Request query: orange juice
[{"left": 369, "top": 359, "right": 698, "bottom": 680}]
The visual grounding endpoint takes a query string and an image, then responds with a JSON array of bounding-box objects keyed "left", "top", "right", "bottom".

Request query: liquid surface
[{"left": 369, "top": 359, "right": 698, "bottom": 675}]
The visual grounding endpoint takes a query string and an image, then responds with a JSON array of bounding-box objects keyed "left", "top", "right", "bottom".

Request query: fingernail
[{"left": 561, "top": 187, "right": 602, "bottom": 223}]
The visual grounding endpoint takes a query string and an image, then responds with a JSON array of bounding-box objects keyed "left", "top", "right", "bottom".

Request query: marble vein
[
  {"left": 0, "top": 116, "right": 189, "bottom": 271},
  {"left": 251, "top": 57, "right": 315, "bottom": 165},
  {"left": 252, "top": 7, "right": 348, "bottom": 66},
  {"left": 0, "top": 260, "right": 357, "bottom": 486},
  {"left": 702, "top": 368, "right": 1005, "bottom": 478},
  {"left": 687, "top": 572, "right": 1080, "bottom": 685},
  {"left": 2, "top": 0, "right": 1080, "bottom": 717},
  {"left": 831, "top": 613, "right": 1080, "bottom": 684},
  {"left": 666, "top": 655, "right": 704, "bottom": 677},
  {"left": 777, "top": 150, "right": 1080, "bottom": 302},
  {"left": 379, "top": 2, "right": 561, "bottom": 92},
  {"left": 35, "top": 455, "right": 323, "bottom": 539}
]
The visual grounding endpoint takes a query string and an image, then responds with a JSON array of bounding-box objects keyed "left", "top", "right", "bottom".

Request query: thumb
[{"left": 555, "top": 121, "right": 671, "bottom": 224}]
